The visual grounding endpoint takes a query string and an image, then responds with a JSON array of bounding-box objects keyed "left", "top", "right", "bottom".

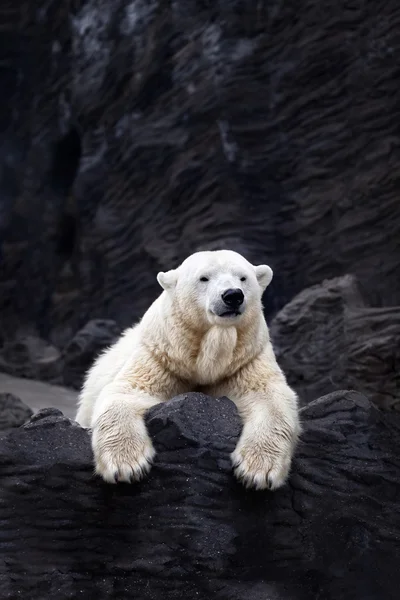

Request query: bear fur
[{"left": 75, "top": 250, "right": 301, "bottom": 491}]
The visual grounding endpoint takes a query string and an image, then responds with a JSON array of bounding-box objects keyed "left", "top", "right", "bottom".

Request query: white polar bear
[{"left": 75, "top": 250, "right": 301, "bottom": 490}]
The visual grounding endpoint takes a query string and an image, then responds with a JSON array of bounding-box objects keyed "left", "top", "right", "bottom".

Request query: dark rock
[
  {"left": 63, "top": 319, "right": 121, "bottom": 389},
  {"left": 0, "top": 392, "right": 33, "bottom": 430},
  {"left": 1, "top": 0, "right": 400, "bottom": 360},
  {"left": 0, "top": 372, "right": 78, "bottom": 420},
  {"left": 0, "top": 334, "right": 62, "bottom": 383},
  {"left": 0, "top": 391, "right": 399, "bottom": 599},
  {"left": 27, "top": 406, "right": 67, "bottom": 424},
  {"left": 270, "top": 275, "right": 400, "bottom": 410}
]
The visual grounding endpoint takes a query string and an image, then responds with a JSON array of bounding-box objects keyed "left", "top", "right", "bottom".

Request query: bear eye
[
  {"left": 240, "top": 276, "right": 247, "bottom": 282},
  {"left": 200, "top": 276, "right": 209, "bottom": 282}
]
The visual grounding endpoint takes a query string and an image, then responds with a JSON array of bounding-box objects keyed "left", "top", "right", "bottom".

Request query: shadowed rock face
[
  {"left": 0, "top": 392, "right": 399, "bottom": 599},
  {"left": 1, "top": 1, "right": 400, "bottom": 357},
  {"left": 0, "top": 392, "right": 32, "bottom": 432},
  {"left": 270, "top": 275, "right": 400, "bottom": 410},
  {"left": 62, "top": 319, "right": 121, "bottom": 388}
]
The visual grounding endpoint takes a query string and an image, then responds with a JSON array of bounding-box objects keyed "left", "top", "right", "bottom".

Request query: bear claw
[
  {"left": 231, "top": 446, "right": 291, "bottom": 491},
  {"left": 94, "top": 435, "right": 156, "bottom": 484}
]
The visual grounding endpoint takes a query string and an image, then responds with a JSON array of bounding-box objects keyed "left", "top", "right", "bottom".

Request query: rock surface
[
  {"left": 270, "top": 275, "right": 400, "bottom": 410},
  {"left": 0, "top": 333, "right": 63, "bottom": 382},
  {"left": 0, "top": 372, "right": 77, "bottom": 420},
  {"left": 1, "top": 0, "right": 400, "bottom": 359},
  {"left": 62, "top": 319, "right": 121, "bottom": 389},
  {"left": 0, "top": 392, "right": 399, "bottom": 599},
  {"left": 0, "top": 392, "right": 32, "bottom": 431}
]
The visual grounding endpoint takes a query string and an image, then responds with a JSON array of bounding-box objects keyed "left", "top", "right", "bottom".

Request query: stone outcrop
[
  {"left": 0, "top": 392, "right": 399, "bottom": 599},
  {"left": 0, "top": 372, "right": 78, "bottom": 420},
  {"left": 270, "top": 275, "right": 400, "bottom": 410},
  {"left": 62, "top": 319, "right": 121, "bottom": 389},
  {"left": 0, "top": 392, "right": 32, "bottom": 432}
]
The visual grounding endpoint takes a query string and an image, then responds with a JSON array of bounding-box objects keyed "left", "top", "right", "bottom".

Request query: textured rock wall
[
  {"left": 0, "top": 392, "right": 32, "bottom": 432},
  {"left": 0, "top": 392, "right": 399, "bottom": 599},
  {"left": 1, "top": 0, "right": 400, "bottom": 357},
  {"left": 270, "top": 275, "right": 400, "bottom": 410}
]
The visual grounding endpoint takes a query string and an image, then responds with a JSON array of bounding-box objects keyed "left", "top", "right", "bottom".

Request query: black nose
[{"left": 222, "top": 288, "right": 244, "bottom": 307}]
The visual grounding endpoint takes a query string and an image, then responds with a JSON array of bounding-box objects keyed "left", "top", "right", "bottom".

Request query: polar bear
[{"left": 75, "top": 250, "right": 300, "bottom": 490}]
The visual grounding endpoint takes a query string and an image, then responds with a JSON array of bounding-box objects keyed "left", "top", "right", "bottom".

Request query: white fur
[{"left": 76, "top": 250, "right": 301, "bottom": 490}]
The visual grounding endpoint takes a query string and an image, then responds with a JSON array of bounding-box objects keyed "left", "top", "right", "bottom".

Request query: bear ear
[
  {"left": 255, "top": 265, "right": 273, "bottom": 291},
  {"left": 157, "top": 269, "right": 178, "bottom": 291}
]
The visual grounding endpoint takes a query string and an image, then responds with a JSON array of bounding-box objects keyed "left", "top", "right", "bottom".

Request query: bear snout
[{"left": 221, "top": 288, "right": 244, "bottom": 308}]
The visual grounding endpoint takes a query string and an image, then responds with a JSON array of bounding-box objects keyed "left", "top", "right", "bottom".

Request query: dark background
[{"left": 0, "top": 0, "right": 399, "bottom": 403}]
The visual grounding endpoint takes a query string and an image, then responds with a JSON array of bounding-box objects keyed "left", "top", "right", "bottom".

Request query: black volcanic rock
[
  {"left": 0, "top": 334, "right": 62, "bottom": 383},
  {"left": 0, "top": 392, "right": 33, "bottom": 431},
  {"left": 63, "top": 319, "right": 121, "bottom": 389},
  {"left": 1, "top": 0, "right": 400, "bottom": 355},
  {"left": 270, "top": 275, "right": 400, "bottom": 410},
  {"left": 0, "top": 391, "right": 399, "bottom": 599}
]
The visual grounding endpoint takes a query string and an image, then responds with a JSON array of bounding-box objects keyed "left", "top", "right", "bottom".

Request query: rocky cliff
[
  {"left": 270, "top": 275, "right": 400, "bottom": 409},
  {"left": 0, "top": 392, "right": 399, "bottom": 599},
  {"left": 1, "top": 1, "right": 400, "bottom": 394}
]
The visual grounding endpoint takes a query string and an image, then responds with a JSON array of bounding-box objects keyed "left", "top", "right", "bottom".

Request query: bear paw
[
  {"left": 92, "top": 418, "right": 156, "bottom": 484},
  {"left": 231, "top": 441, "right": 292, "bottom": 491}
]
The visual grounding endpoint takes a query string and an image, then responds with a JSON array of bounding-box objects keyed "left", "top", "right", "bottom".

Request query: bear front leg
[
  {"left": 90, "top": 382, "right": 161, "bottom": 484},
  {"left": 231, "top": 386, "right": 300, "bottom": 491},
  {"left": 214, "top": 354, "right": 301, "bottom": 491}
]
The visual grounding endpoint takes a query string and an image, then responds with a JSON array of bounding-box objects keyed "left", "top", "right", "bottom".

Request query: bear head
[{"left": 157, "top": 250, "right": 272, "bottom": 329}]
